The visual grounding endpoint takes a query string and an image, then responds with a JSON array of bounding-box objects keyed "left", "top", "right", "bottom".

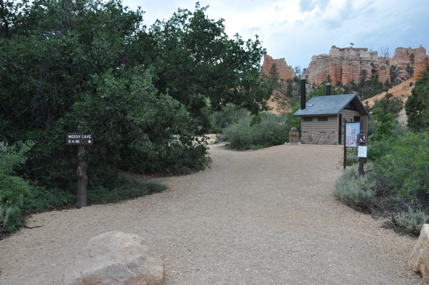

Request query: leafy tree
[
  {"left": 146, "top": 4, "right": 273, "bottom": 129},
  {"left": 0, "top": 141, "right": 34, "bottom": 231},
  {"left": 406, "top": 66, "right": 429, "bottom": 132},
  {"left": 371, "top": 93, "right": 403, "bottom": 117},
  {"left": 0, "top": 0, "right": 272, "bottom": 194},
  {"left": 70, "top": 66, "right": 209, "bottom": 175}
]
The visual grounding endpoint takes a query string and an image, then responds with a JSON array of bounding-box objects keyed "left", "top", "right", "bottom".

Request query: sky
[{"left": 121, "top": 0, "right": 429, "bottom": 69}]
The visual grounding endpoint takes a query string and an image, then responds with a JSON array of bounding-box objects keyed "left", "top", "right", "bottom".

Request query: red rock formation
[
  {"left": 390, "top": 46, "right": 429, "bottom": 80},
  {"left": 306, "top": 46, "right": 390, "bottom": 86},
  {"left": 306, "top": 45, "right": 429, "bottom": 86},
  {"left": 262, "top": 54, "right": 295, "bottom": 82}
]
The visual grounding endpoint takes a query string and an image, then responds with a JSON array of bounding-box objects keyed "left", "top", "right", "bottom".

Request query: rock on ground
[
  {"left": 409, "top": 224, "right": 429, "bottom": 281},
  {"left": 61, "top": 231, "right": 164, "bottom": 285}
]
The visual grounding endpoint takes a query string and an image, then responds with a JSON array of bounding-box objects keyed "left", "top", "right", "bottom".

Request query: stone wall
[{"left": 300, "top": 130, "right": 338, "bottom": 145}]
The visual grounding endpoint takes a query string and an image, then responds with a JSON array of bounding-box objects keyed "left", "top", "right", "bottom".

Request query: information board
[
  {"left": 346, "top": 122, "right": 360, "bottom": 148},
  {"left": 358, "top": 146, "right": 367, "bottom": 158}
]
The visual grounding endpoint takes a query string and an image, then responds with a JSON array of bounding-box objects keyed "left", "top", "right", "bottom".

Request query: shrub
[
  {"left": 223, "top": 113, "right": 290, "bottom": 150},
  {"left": 87, "top": 175, "right": 167, "bottom": 204},
  {"left": 372, "top": 131, "right": 429, "bottom": 212},
  {"left": 371, "top": 93, "right": 403, "bottom": 117},
  {"left": 346, "top": 148, "right": 358, "bottom": 166},
  {"left": 334, "top": 165, "right": 375, "bottom": 213},
  {"left": 396, "top": 210, "right": 428, "bottom": 235},
  {"left": 0, "top": 141, "right": 34, "bottom": 232},
  {"left": 209, "top": 104, "right": 248, "bottom": 133}
]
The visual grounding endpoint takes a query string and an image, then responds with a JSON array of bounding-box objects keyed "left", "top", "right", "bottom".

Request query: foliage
[
  {"left": 346, "top": 148, "right": 358, "bottom": 166},
  {"left": 405, "top": 65, "right": 429, "bottom": 132},
  {"left": 334, "top": 165, "right": 375, "bottom": 213},
  {"left": 367, "top": 107, "right": 400, "bottom": 160},
  {"left": 87, "top": 176, "right": 167, "bottom": 204},
  {"left": 21, "top": 185, "right": 75, "bottom": 214},
  {"left": 396, "top": 210, "right": 428, "bottom": 236},
  {"left": 406, "top": 64, "right": 414, "bottom": 78},
  {"left": 209, "top": 104, "right": 248, "bottom": 133},
  {"left": 390, "top": 65, "right": 399, "bottom": 83},
  {"left": 307, "top": 81, "right": 339, "bottom": 99},
  {"left": 0, "top": 0, "right": 271, "bottom": 200},
  {"left": 146, "top": 3, "right": 274, "bottom": 129},
  {"left": 370, "top": 93, "right": 403, "bottom": 117},
  {"left": 70, "top": 66, "right": 210, "bottom": 176},
  {"left": 223, "top": 113, "right": 290, "bottom": 150},
  {"left": 371, "top": 131, "right": 429, "bottom": 212},
  {"left": 0, "top": 141, "right": 33, "bottom": 232}
]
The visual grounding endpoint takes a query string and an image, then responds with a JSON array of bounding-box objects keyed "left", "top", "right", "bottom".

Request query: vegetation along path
[{"left": 0, "top": 144, "right": 425, "bottom": 284}]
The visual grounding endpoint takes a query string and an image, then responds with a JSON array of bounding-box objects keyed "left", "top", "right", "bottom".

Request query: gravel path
[{"left": 0, "top": 143, "right": 425, "bottom": 285}]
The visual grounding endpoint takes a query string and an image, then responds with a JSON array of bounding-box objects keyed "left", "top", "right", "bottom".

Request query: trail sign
[
  {"left": 357, "top": 133, "right": 368, "bottom": 143},
  {"left": 66, "top": 133, "right": 93, "bottom": 145}
]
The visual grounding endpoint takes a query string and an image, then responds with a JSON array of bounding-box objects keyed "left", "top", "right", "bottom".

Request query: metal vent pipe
[
  {"left": 300, "top": 77, "right": 306, "bottom": 110},
  {"left": 326, "top": 83, "right": 331, "bottom": 95}
]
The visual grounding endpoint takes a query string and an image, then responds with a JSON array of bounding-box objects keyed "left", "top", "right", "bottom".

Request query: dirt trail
[{"left": 0, "top": 144, "right": 425, "bottom": 284}]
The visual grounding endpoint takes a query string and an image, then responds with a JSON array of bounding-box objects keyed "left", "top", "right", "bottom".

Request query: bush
[
  {"left": 396, "top": 210, "right": 428, "bottom": 235},
  {"left": 371, "top": 131, "right": 429, "bottom": 212},
  {"left": 209, "top": 104, "right": 248, "bottom": 133},
  {"left": 346, "top": 148, "right": 358, "bottom": 166},
  {"left": 223, "top": 113, "right": 290, "bottom": 150},
  {"left": 87, "top": 175, "right": 167, "bottom": 204},
  {"left": 371, "top": 93, "right": 404, "bottom": 117},
  {"left": 334, "top": 165, "right": 375, "bottom": 213},
  {"left": 0, "top": 141, "right": 34, "bottom": 232}
]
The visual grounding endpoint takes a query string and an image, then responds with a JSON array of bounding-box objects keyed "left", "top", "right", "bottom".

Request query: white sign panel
[{"left": 358, "top": 146, "right": 367, "bottom": 158}]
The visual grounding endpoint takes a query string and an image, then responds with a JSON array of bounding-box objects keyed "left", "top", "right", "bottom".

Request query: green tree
[
  {"left": 390, "top": 65, "right": 399, "bottom": 83},
  {"left": 0, "top": 141, "right": 34, "bottom": 232},
  {"left": 0, "top": 0, "right": 272, "bottom": 193},
  {"left": 371, "top": 93, "right": 403, "bottom": 117},
  {"left": 146, "top": 3, "right": 273, "bottom": 130},
  {"left": 406, "top": 63, "right": 414, "bottom": 78},
  {"left": 406, "top": 66, "right": 429, "bottom": 132},
  {"left": 359, "top": 69, "right": 368, "bottom": 98}
]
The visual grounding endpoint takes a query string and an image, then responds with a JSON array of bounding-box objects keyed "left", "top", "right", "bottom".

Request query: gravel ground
[{"left": 0, "top": 143, "right": 426, "bottom": 285}]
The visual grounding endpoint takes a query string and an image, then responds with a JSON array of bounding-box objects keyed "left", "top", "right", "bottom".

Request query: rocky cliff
[
  {"left": 262, "top": 54, "right": 295, "bottom": 82},
  {"left": 390, "top": 46, "right": 429, "bottom": 80},
  {"left": 305, "top": 45, "right": 429, "bottom": 86}
]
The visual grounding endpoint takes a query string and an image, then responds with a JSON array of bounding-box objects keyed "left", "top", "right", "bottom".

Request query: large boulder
[
  {"left": 61, "top": 231, "right": 164, "bottom": 285},
  {"left": 408, "top": 224, "right": 429, "bottom": 281}
]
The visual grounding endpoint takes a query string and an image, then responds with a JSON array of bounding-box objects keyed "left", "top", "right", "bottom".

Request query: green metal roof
[{"left": 293, "top": 94, "right": 371, "bottom": 118}]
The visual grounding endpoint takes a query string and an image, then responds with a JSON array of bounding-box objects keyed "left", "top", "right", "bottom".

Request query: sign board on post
[
  {"left": 358, "top": 146, "right": 367, "bottom": 158},
  {"left": 66, "top": 133, "right": 93, "bottom": 146},
  {"left": 357, "top": 133, "right": 368, "bottom": 144},
  {"left": 345, "top": 122, "right": 360, "bottom": 147},
  {"left": 66, "top": 126, "right": 93, "bottom": 209}
]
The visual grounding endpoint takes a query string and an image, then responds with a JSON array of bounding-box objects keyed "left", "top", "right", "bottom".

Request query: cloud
[
  {"left": 299, "top": 0, "right": 316, "bottom": 12},
  {"left": 122, "top": 0, "right": 429, "bottom": 68}
]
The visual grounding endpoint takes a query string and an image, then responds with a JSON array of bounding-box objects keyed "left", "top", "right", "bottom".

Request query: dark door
[{"left": 338, "top": 114, "right": 342, "bottom": 144}]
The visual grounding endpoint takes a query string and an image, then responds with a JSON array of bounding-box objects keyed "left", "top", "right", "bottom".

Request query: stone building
[{"left": 293, "top": 94, "right": 370, "bottom": 145}]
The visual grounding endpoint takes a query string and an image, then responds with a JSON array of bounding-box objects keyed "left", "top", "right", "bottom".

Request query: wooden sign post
[
  {"left": 357, "top": 131, "right": 368, "bottom": 177},
  {"left": 66, "top": 126, "right": 93, "bottom": 209}
]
